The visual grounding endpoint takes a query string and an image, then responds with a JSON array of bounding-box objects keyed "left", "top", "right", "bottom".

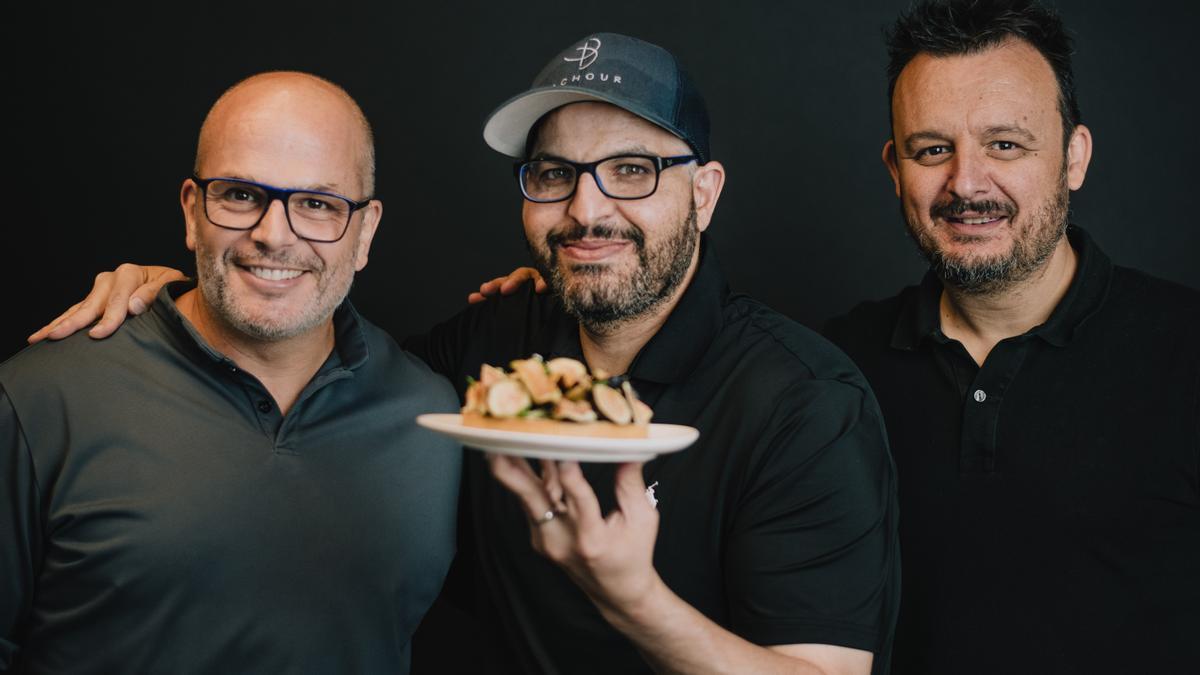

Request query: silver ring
[{"left": 534, "top": 510, "right": 556, "bottom": 525}]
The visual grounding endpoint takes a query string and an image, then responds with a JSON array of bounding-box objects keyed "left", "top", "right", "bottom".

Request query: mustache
[
  {"left": 546, "top": 223, "right": 645, "bottom": 250},
  {"left": 930, "top": 198, "right": 1016, "bottom": 220}
]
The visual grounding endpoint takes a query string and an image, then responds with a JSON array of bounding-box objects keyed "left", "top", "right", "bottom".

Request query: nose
[
  {"left": 250, "top": 198, "right": 300, "bottom": 248},
  {"left": 566, "top": 170, "right": 616, "bottom": 226},
  {"left": 946, "top": 148, "right": 992, "bottom": 199}
]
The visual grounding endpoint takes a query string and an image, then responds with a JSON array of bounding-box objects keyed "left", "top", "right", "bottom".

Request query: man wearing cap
[{"left": 29, "top": 34, "right": 900, "bottom": 674}]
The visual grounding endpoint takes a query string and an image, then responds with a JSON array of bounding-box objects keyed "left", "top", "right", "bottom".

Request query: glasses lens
[
  {"left": 521, "top": 161, "right": 576, "bottom": 202},
  {"left": 596, "top": 156, "right": 658, "bottom": 199},
  {"left": 288, "top": 193, "right": 352, "bottom": 241},
  {"left": 205, "top": 180, "right": 268, "bottom": 229}
]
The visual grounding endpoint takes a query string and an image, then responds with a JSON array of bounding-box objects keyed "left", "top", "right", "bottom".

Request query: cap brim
[{"left": 483, "top": 87, "right": 678, "bottom": 158}]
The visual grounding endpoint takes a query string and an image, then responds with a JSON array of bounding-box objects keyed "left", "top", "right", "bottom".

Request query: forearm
[{"left": 593, "top": 576, "right": 835, "bottom": 675}]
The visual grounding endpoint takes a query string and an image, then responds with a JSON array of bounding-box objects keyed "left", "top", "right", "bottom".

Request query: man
[
  {"left": 27, "top": 35, "right": 901, "bottom": 674},
  {"left": 1, "top": 72, "right": 461, "bottom": 673},
  {"left": 821, "top": 1, "right": 1200, "bottom": 673}
]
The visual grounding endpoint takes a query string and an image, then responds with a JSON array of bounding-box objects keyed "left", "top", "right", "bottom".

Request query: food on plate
[{"left": 462, "top": 355, "right": 652, "bottom": 437}]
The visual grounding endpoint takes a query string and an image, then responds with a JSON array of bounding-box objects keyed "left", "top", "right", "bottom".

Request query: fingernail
[{"left": 129, "top": 297, "right": 147, "bottom": 314}]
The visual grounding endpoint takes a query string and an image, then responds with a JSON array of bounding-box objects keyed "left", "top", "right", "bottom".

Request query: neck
[
  {"left": 578, "top": 250, "right": 700, "bottom": 377},
  {"left": 176, "top": 289, "right": 335, "bottom": 415},
  {"left": 939, "top": 236, "right": 1077, "bottom": 365}
]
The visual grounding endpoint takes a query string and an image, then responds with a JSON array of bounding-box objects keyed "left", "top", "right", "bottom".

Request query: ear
[
  {"left": 691, "top": 160, "right": 726, "bottom": 233},
  {"left": 1065, "top": 124, "right": 1093, "bottom": 191},
  {"left": 352, "top": 199, "right": 383, "bottom": 271},
  {"left": 882, "top": 140, "right": 901, "bottom": 198},
  {"left": 181, "top": 178, "right": 200, "bottom": 251}
]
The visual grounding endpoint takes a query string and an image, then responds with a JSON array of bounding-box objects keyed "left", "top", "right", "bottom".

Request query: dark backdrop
[
  {"left": 4, "top": 1, "right": 1198, "bottom": 670},
  {"left": 5, "top": 0, "right": 1198, "bottom": 360}
]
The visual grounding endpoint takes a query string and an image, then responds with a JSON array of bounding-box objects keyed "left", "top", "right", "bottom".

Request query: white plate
[{"left": 416, "top": 413, "right": 700, "bottom": 462}]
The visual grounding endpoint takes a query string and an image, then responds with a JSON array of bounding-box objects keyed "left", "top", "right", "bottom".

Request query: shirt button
[
  {"left": 257, "top": 400, "right": 272, "bottom": 413},
  {"left": 973, "top": 389, "right": 987, "bottom": 403}
]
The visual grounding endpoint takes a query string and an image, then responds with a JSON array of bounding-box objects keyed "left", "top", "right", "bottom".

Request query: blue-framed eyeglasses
[
  {"left": 191, "top": 175, "right": 373, "bottom": 243},
  {"left": 514, "top": 154, "right": 698, "bottom": 203}
]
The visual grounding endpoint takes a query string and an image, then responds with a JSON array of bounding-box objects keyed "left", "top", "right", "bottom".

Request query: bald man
[{"left": 0, "top": 72, "right": 461, "bottom": 673}]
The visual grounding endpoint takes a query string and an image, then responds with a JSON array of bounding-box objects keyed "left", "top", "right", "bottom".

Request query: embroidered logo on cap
[{"left": 563, "top": 37, "right": 602, "bottom": 70}]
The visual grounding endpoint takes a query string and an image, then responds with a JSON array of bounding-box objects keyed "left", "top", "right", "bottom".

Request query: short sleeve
[
  {"left": 1, "top": 385, "right": 41, "bottom": 668},
  {"left": 724, "top": 379, "right": 899, "bottom": 651}
]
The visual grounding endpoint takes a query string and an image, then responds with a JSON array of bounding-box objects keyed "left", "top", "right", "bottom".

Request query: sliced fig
[
  {"left": 511, "top": 358, "right": 560, "bottom": 404},
  {"left": 622, "top": 381, "right": 653, "bottom": 425},
  {"left": 564, "top": 382, "right": 591, "bottom": 401},
  {"left": 479, "top": 363, "right": 506, "bottom": 387},
  {"left": 553, "top": 398, "right": 598, "bottom": 422},
  {"left": 547, "top": 357, "right": 588, "bottom": 388},
  {"left": 592, "top": 383, "right": 632, "bottom": 425},
  {"left": 462, "top": 380, "right": 486, "bottom": 414},
  {"left": 486, "top": 379, "right": 531, "bottom": 417}
]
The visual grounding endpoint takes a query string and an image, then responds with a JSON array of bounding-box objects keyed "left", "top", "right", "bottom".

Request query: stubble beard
[
  {"left": 194, "top": 240, "right": 355, "bottom": 342},
  {"left": 531, "top": 200, "right": 699, "bottom": 334},
  {"left": 906, "top": 168, "right": 1070, "bottom": 296}
]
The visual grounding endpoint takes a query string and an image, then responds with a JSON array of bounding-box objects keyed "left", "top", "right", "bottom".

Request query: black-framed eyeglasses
[
  {"left": 191, "top": 175, "right": 373, "bottom": 243},
  {"left": 514, "top": 154, "right": 698, "bottom": 203}
]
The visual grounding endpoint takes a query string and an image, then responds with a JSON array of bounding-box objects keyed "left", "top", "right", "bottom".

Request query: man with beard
[
  {"left": 821, "top": 1, "right": 1200, "bottom": 673},
  {"left": 1, "top": 72, "right": 461, "bottom": 672},
  {"left": 26, "top": 34, "right": 901, "bottom": 675}
]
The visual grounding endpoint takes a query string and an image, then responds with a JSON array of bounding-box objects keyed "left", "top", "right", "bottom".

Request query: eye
[
  {"left": 299, "top": 197, "right": 334, "bottom": 211},
  {"left": 539, "top": 167, "right": 573, "bottom": 183},
  {"left": 987, "top": 140, "right": 1026, "bottom": 158},
  {"left": 912, "top": 145, "right": 952, "bottom": 166},
  {"left": 612, "top": 162, "right": 650, "bottom": 176}
]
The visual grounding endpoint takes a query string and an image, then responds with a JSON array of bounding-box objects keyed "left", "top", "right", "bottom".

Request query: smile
[
  {"left": 558, "top": 239, "right": 633, "bottom": 263},
  {"left": 247, "top": 266, "right": 305, "bottom": 281}
]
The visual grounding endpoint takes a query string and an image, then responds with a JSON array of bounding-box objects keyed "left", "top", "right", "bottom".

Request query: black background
[
  {"left": 4, "top": 1, "right": 1198, "bottom": 669},
  {"left": 5, "top": 1, "right": 1198, "bottom": 359}
]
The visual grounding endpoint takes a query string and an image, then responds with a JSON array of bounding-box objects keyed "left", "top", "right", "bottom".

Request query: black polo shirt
[
  {"left": 825, "top": 226, "right": 1200, "bottom": 674},
  {"left": 1, "top": 283, "right": 462, "bottom": 674},
  {"left": 406, "top": 239, "right": 900, "bottom": 675}
]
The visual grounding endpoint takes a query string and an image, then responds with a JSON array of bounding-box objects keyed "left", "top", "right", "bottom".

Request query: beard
[
  {"left": 529, "top": 200, "right": 699, "bottom": 333},
  {"left": 194, "top": 239, "right": 355, "bottom": 342},
  {"left": 905, "top": 170, "right": 1070, "bottom": 296}
]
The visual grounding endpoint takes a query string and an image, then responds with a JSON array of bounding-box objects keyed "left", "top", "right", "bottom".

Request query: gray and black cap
[{"left": 483, "top": 32, "right": 711, "bottom": 163}]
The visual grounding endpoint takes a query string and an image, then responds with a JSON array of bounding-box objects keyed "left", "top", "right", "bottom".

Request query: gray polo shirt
[{"left": 1, "top": 283, "right": 462, "bottom": 674}]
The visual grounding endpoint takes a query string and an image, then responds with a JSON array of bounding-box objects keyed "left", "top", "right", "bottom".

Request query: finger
[
  {"left": 486, "top": 453, "right": 557, "bottom": 520},
  {"left": 467, "top": 292, "right": 486, "bottom": 304},
  {"left": 534, "top": 277, "right": 549, "bottom": 294},
  {"left": 128, "top": 284, "right": 160, "bottom": 315},
  {"left": 612, "top": 462, "right": 655, "bottom": 523},
  {"left": 50, "top": 270, "right": 117, "bottom": 340},
  {"left": 540, "top": 459, "right": 565, "bottom": 510},
  {"left": 88, "top": 264, "right": 147, "bottom": 337},
  {"left": 558, "top": 461, "right": 604, "bottom": 529},
  {"left": 28, "top": 302, "right": 84, "bottom": 344}
]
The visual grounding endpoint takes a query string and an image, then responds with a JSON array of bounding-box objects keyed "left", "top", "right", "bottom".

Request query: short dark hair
[{"left": 885, "top": 0, "right": 1081, "bottom": 147}]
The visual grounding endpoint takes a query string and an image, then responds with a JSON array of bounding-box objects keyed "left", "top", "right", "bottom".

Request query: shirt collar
[
  {"left": 628, "top": 236, "right": 729, "bottom": 383},
  {"left": 538, "top": 235, "right": 729, "bottom": 384},
  {"left": 890, "top": 225, "right": 1114, "bottom": 351},
  {"left": 152, "top": 281, "right": 370, "bottom": 371}
]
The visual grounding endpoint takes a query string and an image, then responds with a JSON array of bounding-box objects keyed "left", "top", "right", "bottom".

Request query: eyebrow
[
  {"left": 210, "top": 174, "right": 344, "bottom": 194},
  {"left": 530, "top": 144, "right": 657, "bottom": 162},
  {"left": 902, "top": 125, "right": 1039, "bottom": 155}
]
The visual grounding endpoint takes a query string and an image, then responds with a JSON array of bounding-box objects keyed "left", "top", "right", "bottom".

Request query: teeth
[
  {"left": 249, "top": 267, "right": 303, "bottom": 281},
  {"left": 961, "top": 217, "right": 998, "bottom": 225}
]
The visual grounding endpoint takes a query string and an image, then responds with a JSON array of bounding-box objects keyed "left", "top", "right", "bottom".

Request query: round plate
[{"left": 416, "top": 413, "right": 700, "bottom": 462}]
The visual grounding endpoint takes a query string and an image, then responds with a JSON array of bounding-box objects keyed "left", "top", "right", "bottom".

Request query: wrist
[{"left": 594, "top": 572, "right": 671, "bottom": 632}]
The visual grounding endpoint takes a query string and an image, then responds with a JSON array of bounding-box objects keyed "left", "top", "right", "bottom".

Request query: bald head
[{"left": 195, "top": 71, "right": 375, "bottom": 197}]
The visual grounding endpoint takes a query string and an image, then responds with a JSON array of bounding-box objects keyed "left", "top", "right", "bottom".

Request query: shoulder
[
  {"left": 721, "top": 295, "right": 880, "bottom": 405},
  {"left": 354, "top": 316, "right": 460, "bottom": 408},
  {"left": 1107, "top": 266, "right": 1200, "bottom": 318},
  {"left": 1, "top": 310, "right": 169, "bottom": 393},
  {"left": 823, "top": 286, "right": 919, "bottom": 348}
]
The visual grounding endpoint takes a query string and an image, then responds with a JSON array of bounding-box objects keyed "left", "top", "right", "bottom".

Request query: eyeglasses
[
  {"left": 191, "top": 175, "right": 372, "bottom": 243},
  {"left": 514, "top": 154, "right": 698, "bottom": 203}
]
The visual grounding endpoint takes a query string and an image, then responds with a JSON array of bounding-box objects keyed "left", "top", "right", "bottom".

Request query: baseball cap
[{"left": 483, "top": 32, "right": 711, "bottom": 163}]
